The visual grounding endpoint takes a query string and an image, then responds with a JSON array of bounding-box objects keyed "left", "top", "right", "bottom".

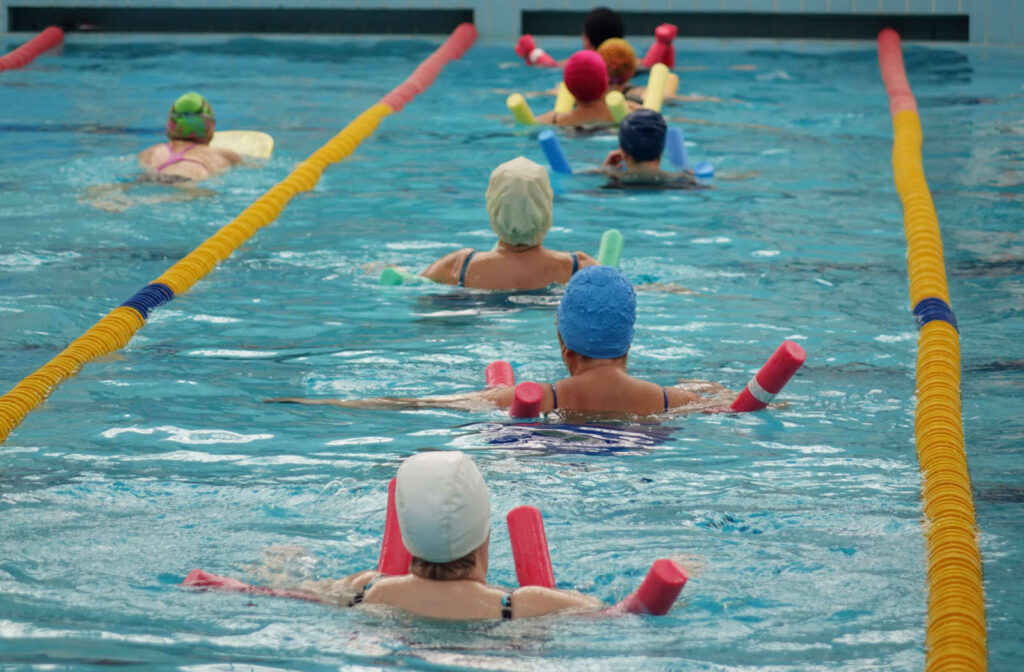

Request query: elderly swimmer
[
  {"left": 270, "top": 267, "right": 729, "bottom": 415},
  {"left": 138, "top": 92, "right": 242, "bottom": 182},
  {"left": 536, "top": 51, "right": 615, "bottom": 127},
  {"left": 301, "top": 452, "right": 603, "bottom": 619},
  {"left": 602, "top": 109, "right": 698, "bottom": 189},
  {"left": 421, "top": 157, "right": 597, "bottom": 289},
  {"left": 598, "top": 38, "right": 643, "bottom": 103}
]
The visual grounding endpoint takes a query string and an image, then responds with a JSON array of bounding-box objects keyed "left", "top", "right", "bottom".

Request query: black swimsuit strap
[
  {"left": 570, "top": 252, "right": 579, "bottom": 275},
  {"left": 550, "top": 383, "right": 558, "bottom": 410},
  {"left": 458, "top": 250, "right": 477, "bottom": 287},
  {"left": 663, "top": 386, "right": 670, "bottom": 413},
  {"left": 501, "top": 591, "right": 513, "bottom": 619}
]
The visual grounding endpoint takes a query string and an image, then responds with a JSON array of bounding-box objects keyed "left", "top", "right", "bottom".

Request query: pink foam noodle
[
  {"left": 615, "top": 559, "right": 688, "bottom": 615},
  {"left": 182, "top": 569, "right": 329, "bottom": 604},
  {"left": 507, "top": 506, "right": 556, "bottom": 588},
  {"left": 642, "top": 24, "right": 677, "bottom": 69},
  {"left": 877, "top": 28, "right": 918, "bottom": 116},
  {"left": 485, "top": 360, "right": 515, "bottom": 388},
  {"left": 730, "top": 340, "right": 806, "bottom": 412},
  {"left": 510, "top": 382, "right": 543, "bottom": 418},
  {"left": 377, "top": 478, "right": 412, "bottom": 575},
  {"left": 0, "top": 26, "right": 64, "bottom": 73}
]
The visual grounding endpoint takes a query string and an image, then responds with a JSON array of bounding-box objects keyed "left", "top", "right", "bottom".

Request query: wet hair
[
  {"left": 410, "top": 551, "right": 477, "bottom": 581},
  {"left": 583, "top": 8, "right": 624, "bottom": 50}
]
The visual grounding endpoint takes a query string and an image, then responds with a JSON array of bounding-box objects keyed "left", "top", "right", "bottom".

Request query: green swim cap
[{"left": 166, "top": 92, "right": 215, "bottom": 142}]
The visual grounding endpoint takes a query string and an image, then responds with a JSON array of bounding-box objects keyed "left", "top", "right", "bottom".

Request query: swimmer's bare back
[
  {"left": 423, "top": 246, "right": 597, "bottom": 290},
  {"left": 138, "top": 141, "right": 242, "bottom": 181}
]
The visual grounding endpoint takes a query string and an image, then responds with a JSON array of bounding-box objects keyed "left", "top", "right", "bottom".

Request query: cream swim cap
[
  {"left": 395, "top": 451, "right": 491, "bottom": 564},
  {"left": 485, "top": 156, "right": 553, "bottom": 247}
]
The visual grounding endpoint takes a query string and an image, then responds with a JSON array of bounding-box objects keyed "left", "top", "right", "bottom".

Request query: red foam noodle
[
  {"left": 617, "top": 559, "right": 688, "bottom": 615},
  {"left": 377, "top": 478, "right": 412, "bottom": 575},
  {"left": 0, "top": 26, "right": 64, "bottom": 72},
  {"left": 730, "top": 340, "right": 806, "bottom": 412},
  {"left": 485, "top": 360, "right": 515, "bottom": 388},
  {"left": 506, "top": 506, "right": 555, "bottom": 588},
  {"left": 510, "top": 382, "right": 543, "bottom": 418}
]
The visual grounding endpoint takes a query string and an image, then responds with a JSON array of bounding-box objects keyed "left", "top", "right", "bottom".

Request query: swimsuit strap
[
  {"left": 570, "top": 252, "right": 579, "bottom": 275},
  {"left": 663, "top": 386, "right": 670, "bottom": 413},
  {"left": 458, "top": 250, "right": 477, "bottom": 287},
  {"left": 501, "top": 591, "right": 514, "bottom": 620},
  {"left": 347, "top": 573, "right": 382, "bottom": 607},
  {"left": 550, "top": 383, "right": 558, "bottom": 410},
  {"left": 156, "top": 142, "right": 207, "bottom": 173}
]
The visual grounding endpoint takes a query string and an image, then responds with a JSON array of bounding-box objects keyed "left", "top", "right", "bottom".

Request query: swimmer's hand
[{"left": 602, "top": 149, "right": 626, "bottom": 170}]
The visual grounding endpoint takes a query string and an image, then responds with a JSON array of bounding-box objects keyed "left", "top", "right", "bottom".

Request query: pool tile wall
[{"left": 2, "top": 0, "right": 1022, "bottom": 46}]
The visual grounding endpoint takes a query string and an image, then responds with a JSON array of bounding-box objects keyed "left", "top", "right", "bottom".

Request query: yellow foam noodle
[
  {"left": 664, "top": 72, "right": 679, "bottom": 98},
  {"left": 554, "top": 81, "right": 576, "bottom": 113},
  {"left": 506, "top": 93, "right": 536, "bottom": 125},
  {"left": 605, "top": 91, "right": 629, "bottom": 123},
  {"left": 643, "top": 63, "right": 669, "bottom": 112},
  {"left": 210, "top": 130, "right": 275, "bottom": 158}
]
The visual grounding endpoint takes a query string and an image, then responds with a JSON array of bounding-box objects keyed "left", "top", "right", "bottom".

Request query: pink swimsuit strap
[{"left": 156, "top": 142, "right": 208, "bottom": 173}]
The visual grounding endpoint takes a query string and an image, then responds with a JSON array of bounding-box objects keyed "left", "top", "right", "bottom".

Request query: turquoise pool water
[{"left": 1, "top": 35, "right": 1021, "bottom": 670}]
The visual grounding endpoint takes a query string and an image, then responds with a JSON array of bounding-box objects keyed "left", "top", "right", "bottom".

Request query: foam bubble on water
[{"left": 102, "top": 426, "right": 273, "bottom": 445}]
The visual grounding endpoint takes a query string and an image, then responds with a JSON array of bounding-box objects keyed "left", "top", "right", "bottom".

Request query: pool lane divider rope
[
  {"left": 878, "top": 28, "right": 986, "bottom": 672},
  {"left": 0, "top": 22, "right": 478, "bottom": 445},
  {"left": 0, "top": 27, "right": 64, "bottom": 72}
]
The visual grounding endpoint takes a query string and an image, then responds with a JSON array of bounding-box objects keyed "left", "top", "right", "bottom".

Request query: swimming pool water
[{"left": 1, "top": 35, "right": 1022, "bottom": 671}]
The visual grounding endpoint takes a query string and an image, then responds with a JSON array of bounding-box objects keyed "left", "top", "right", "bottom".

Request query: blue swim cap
[
  {"left": 557, "top": 266, "right": 636, "bottom": 359},
  {"left": 618, "top": 109, "right": 667, "bottom": 162}
]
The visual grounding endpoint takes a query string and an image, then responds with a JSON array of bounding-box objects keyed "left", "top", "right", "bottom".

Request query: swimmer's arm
[
  {"left": 574, "top": 251, "right": 599, "bottom": 270},
  {"left": 535, "top": 110, "right": 557, "bottom": 125},
  {"left": 294, "top": 569, "right": 378, "bottom": 606},
  {"left": 266, "top": 391, "right": 498, "bottom": 412},
  {"left": 219, "top": 147, "right": 244, "bottom": 166},
  {"left": 602, "top": 149, "right": 626, "bottom": 170},
  {"left": 421, "top": 248, "right": 473, "bottom": 285},
  {"left": 666, "top": 379, "right": 735, "bottom": 410},
  {"left": 511, "top": 585, "right": 604, "bottom": 619}
]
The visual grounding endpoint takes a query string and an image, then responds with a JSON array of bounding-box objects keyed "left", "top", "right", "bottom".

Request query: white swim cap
[
  {"left": 395, "top": 451, "right": 491, "bottom": 564},
  {"left": 485, "top": 156, "right": 553, "bottom": 247}
]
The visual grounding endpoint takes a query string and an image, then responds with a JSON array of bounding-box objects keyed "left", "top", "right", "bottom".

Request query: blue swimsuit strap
[
  {"left": 663, "top": 386, "right": 669, "bottom": 413},
  {"left": 550, "top": 383, "right": 558, "bottom": 410},
  {"left": 570, "top": 252, "right": 579, "bottom": 275},
  {"left": 458, "top": 250, "right": 477, "bottom": 287}
]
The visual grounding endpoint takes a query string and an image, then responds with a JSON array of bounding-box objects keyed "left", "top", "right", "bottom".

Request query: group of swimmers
[{"left": 158, "top": 8, "right": 742, "bottom": 620}]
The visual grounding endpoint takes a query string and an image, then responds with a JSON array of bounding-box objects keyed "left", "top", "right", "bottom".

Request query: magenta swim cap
[{"left": 563, "top": 50, "right": 608, "bottom": 104}]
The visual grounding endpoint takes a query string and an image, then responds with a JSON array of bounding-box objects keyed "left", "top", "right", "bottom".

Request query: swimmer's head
[
  {"left": 485, "top": 157, "right": 553, "bottom": 247},
  {"left": 166, "top": 92, "right": 216, "bottom": 144},
  {"left": 396, "top": 451, "right": 491, "bottom": 572},
  {"left": 582, "top": 7, "right": 624, "bottom": 50},
  {"left": 597, "top": 38, "right": 636, "bottom": 86},
  {"left": 557, "top": 266, "right": 636, "bottom": 359},
  {"left": 618, "top": 109, "right": 667, "bottom": 162},
  {"left": 563, "top": 50, "right": 609, "bottom": 104}
]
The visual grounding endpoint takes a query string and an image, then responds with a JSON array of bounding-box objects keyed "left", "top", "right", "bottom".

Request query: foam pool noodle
[
  {"left": 538, "top": 129, "right": 572, "bottom": 175},
  {"left": 664, "top": 72, "right": 679, "bottom": 98},
  {"left": 377, "top": 478, "right": 412, "bottom": 575},
  {"left": 642, "top": 63, "right": 669, "bottom": 113},
  {"left": 597, "top": 229, "right": 624, "bottom": 268},
  {"left": 666, "top": 127, "right": 688, "bottom": 169},
  {"left": 510, "top": 382, "right": 543, "bottom": 418},
  {"left": 605, "top": 91, "right": 630, "bottom": 123},
  {"left": 507, "top": 506, "right": 556, "bottom": 588},
  {"left": 507, "top": 93, "right": 536, "bottom": 125},
  {"left": 730, "top": 340, "right": 806, "bottom": 412},
  {"left": 485, "top": 361, "right": 515, "bottom": 388},
  {"left": 554, "top": 82, "right": 576, "bottom": 113},
  {"left": 379, "top": 268, "right": 433, "bottom": 286}
]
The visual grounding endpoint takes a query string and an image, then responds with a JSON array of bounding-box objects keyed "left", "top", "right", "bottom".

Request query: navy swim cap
[
  {"left": 557, "top": 266, "right": 636, "bottom": 359},
  {"left": 618, "top": 109, "right": 667, "bottom": 162}
]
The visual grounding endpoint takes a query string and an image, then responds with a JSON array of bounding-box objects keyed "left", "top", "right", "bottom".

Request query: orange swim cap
[{"left": 598, "top": 38, "right": 636, "bottom": 86}]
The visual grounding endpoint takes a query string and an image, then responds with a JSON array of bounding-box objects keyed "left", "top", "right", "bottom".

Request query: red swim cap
[{"left": 563, "top": 50, "right": 608, "bottom": 104}]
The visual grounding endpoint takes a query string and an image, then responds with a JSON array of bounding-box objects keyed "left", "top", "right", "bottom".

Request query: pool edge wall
[{"left": 1, "top": 2, "right": 1021, "bottom": 46}]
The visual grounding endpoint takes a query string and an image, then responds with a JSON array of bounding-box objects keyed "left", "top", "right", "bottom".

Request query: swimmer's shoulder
[
  {"left": 422, "top": 247, "right": 474, "bottom": 285},
  {"left": 573, "top": 251, "right": 598, "bottom": 269}
]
